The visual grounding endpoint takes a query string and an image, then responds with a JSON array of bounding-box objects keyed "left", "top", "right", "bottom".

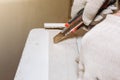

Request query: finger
[
  {"left": 94, "top": 5, "right": 117, "bottom": 22},
  {"left": 71, "top": 0, "right": 86, "bottom": 18},
  {"left": 109, "top": 5, "right": 118, "bottom": 10},
  {"left": 101, "top": 5, "right": 117, "bottom": 14},
  {"left": 82, "top": 0, "right": 105, "bottom": 25},
  {"left": 94, "top": 15, "right": 103, "bottom": 22}
]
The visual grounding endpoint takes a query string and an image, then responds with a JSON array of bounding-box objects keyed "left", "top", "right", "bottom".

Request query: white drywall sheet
[{"left": 14, "top": 29, "right": 79, "bottom": 80}]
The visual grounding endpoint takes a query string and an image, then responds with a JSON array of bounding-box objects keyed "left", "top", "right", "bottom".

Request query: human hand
[{"left": 71, "top": 0, "right": 117, "bottom": 26}]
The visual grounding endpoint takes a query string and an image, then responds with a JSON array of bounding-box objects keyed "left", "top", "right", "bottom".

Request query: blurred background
[{"left": 0, "top": 0, "right": 71, "bottom": 80}]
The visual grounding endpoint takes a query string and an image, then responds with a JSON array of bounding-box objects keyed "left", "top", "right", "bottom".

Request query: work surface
[{"left": 14, "top": 28, "right": 85, "bottom": 80}]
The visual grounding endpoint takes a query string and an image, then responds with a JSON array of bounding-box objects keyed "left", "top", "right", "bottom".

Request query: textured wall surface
[{"left": 0, "top": 0, "right": 70, "bottom": 80}]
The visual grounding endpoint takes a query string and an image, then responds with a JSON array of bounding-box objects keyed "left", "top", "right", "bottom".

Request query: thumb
[
  {"left": 71, "top": 0, "right": 86, "bottom": 18},
  {"left": 82, "top": 0, "right": 105, "bottom": 26}
]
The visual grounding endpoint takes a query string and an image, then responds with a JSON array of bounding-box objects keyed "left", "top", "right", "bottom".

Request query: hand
[
  {"left": 71, "top": 0, "right": 117, "bottom": 26},
  {"left": 91, "top": 5, "right": 117, "bottom": 26}
]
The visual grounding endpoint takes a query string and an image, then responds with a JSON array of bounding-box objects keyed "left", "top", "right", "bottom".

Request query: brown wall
[{"left": 0, "top": 0, "right": 70, "bottom": 80}]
